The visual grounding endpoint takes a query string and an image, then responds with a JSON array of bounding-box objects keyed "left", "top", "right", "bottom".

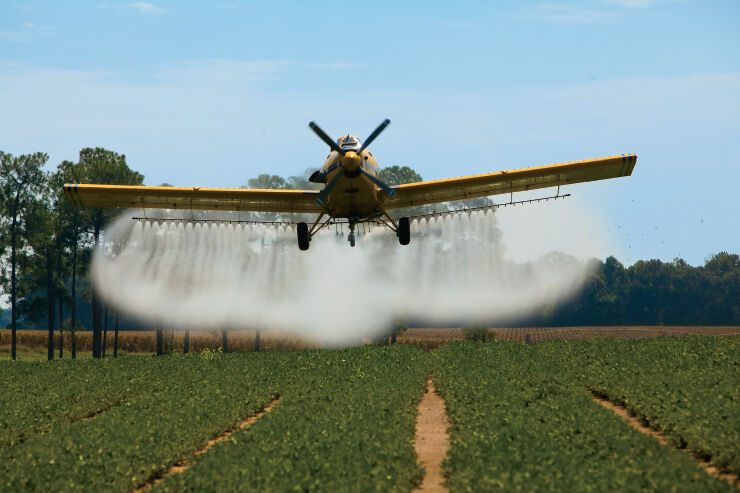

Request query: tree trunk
[
  {"left": 47, "top": 253, "right": 55, "bottom": 361},
  {"left": 114, "top": 314, "right": 119, "bottom": 358},
  {"left": 254, "top": 329, "right": 260, "bottom": 352},
  {"left": 10, "top": 207, "right": 18, "bottom": 360},
  {"left": 183, "top": 330, "right": 190, "bottom": 354},
  {"left": 71, "top": 231, "right": 77, "bottom": 359},
  {"left": 92, "top": 223, "right": 102, "bottom": 358},
  {"left": 221, "top": 329, "right": 228, "bottom": 353},
  {"left": 156, "top": 325, "right": 163, "bottom": 356},
  {"left": 59, "top": 302, "right": 64, "bottom": 358},
  {"left": 102, "top": 306, "right": 108, "bottom": 358}
]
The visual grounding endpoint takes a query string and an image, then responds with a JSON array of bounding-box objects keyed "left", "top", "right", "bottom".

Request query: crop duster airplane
[{"left": 64, "top": 120, "right": 637, "bottom": 250}]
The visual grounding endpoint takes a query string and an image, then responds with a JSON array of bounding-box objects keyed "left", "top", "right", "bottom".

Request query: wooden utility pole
[
  {"left": 70, "top": 233, "right": 77, "bottom": 359},
  {"left": 221, "top": 330, "right": 228, "bottom": 353},
  {"left": 58, "top": 299, "right": 63, "bottom": 359},
  {"left": 254, "top": 330, "right": 260, "bottom": 352},
  {"left": 113, "top": 314, "right": 119, "bottom": 357},
  {"left": 183, "top": 330, "right": 190, "bottom": 354},
  {"left": 156, "top": 325, "right": 163, "bottom": 356},
  {"left": 102, "top": 307, "right": 108, "bottom": 358}
]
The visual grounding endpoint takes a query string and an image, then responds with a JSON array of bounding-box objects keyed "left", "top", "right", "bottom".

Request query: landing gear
[
  {"left": 348, "top": 221, "right": 357, "bottom": 247},
  {"left": 398, "top": 217, "right": 410, "bottom": 245},
  {"left": 297, "top": 222, "right": 310, "bottom": 251}
]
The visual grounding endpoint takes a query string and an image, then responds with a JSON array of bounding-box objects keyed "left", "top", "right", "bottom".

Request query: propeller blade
[
  {"left": 309, "top": 121, "right": 345, "bottom": 155},
  {"left": 360, "top": 167, "right": 396, "bottom": 197},
  {"left": 358, "top": 119, "right": 391, "bottom": 154},
  {"left": 316, "top": 168, "right": 344, "bottom": 206}
]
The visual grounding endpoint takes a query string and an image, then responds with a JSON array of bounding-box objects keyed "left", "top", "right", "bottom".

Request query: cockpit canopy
[{"left": 337, "top": 135, "right": 361, "bottom": 151}]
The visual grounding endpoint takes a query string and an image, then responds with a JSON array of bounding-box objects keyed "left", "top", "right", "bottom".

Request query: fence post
[
  {"left": 254, "top": 330, "right": 260, "bottom": 352},
  {"left": 183, "top": 330, "right": 190, "bottom": 354},
  {"left": 525, "top": 334, "right": 530, "bottom": 345}
]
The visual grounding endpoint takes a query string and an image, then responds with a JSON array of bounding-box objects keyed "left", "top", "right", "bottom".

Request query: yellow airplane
[{"left": 64, "top": 120, "right": 637, "bottom": 250}]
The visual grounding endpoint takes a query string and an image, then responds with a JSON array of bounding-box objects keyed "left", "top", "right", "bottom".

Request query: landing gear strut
[{"left": 348, "top": 221, "right": 357, "bottom": 247}]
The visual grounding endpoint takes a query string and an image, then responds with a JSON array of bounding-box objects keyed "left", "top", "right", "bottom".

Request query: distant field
[
  {"left": 399, "top": 326, "right": 740, "bottom": 350},
  {"left": 0, "top": 329, "right": 314, "bottom": 358},
  {"left": 2, "top": 326, "right": 739, "bottom": 358},
  {"left": 1, "top": 337, "right": 738, "bottom": 491}
]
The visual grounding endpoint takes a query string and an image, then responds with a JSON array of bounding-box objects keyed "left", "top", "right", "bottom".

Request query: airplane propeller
[
  {"left": 358, "top": 118, "right": 391, "bottom": 155},
  {"left": 308, "top": 121, "right": 345, "bottom": 156},
  {"left": 316, "top": 167, "right": 344, "bottom": 206},
  {"left": 360, "top": 167, "right": 396, "bottom": 197},
  {"left": 308, "top": 119, "right": 396, "bottom": 202}
]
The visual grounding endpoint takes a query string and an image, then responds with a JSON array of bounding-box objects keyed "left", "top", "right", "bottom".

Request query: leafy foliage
[
  {"left": 155, "top": 345, "right": 430, "bottom": 492},
  {"left": 378, "top": 165, "right": 423, "bottom": 186},
  {"left": 0, "top": 346, "right": 430, "bottom": 492},
  {"left": 461, "top": 325, "right": 495, "bottom": 342},
  {"left": 433, "top": 340, "right": 736, "bottom": 492},
  {"left": 0, "top": 352, "right": 295, "bottom": 491},
  {"left": 538, "top": 336, "right": 740, "bottom": 475},
  {"left": 524, "top": 253, "right": 740, "bottom": 326}
]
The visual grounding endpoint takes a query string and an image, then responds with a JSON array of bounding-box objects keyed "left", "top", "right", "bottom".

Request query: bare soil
[{"left": 413, "top": 377, "right": 450, "bottom": 493}]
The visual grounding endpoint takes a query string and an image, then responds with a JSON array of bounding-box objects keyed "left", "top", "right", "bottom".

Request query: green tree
[
  {"left": 18, "top": 191, "right": 63, "bottom": 360},
  {"left": 75, "top": 148, "right": 144, "bottom": 358},
  {"left": 0, "top": 151, "right": 48, "bottom": 360},
  {"left": 53, "top": 160, "right": 94, "bottom": 358},
  {"left": 246, "top": 174, "right": 287, "bottom": 190},
  {"left": 703, "top": 252, "right": 740, "bottom": 324},
  {"left": 378, "top": 166, "right": 423, "bottom": 186}
]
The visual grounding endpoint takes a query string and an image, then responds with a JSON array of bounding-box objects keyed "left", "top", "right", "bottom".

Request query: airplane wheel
[
  {"left": 398, "top": 217, "right": 410, "bottom": 245},
  {"left": 297, "top": 222, "right": 310, "bottom": 251}
]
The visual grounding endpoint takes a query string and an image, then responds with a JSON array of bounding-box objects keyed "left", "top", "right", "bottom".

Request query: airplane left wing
[
  {"left": 381, "top": 154, "right": 637, "bottom": 209},
  {"left": 63, "top": 184, "right": 324, "bottom": 213}
]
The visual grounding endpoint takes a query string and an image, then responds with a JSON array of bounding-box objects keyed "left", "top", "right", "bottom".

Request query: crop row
[
  {"left": 2, "top": 337, "right": 737, "bottom": 491},
  {"left": 0, "top": 345, "right": 430, "bottom": 492},
  {"left": 153, "top": 344, "right": 430, "bottom": 492},
  {"left": 433, "top": 340, "right": 735, "bottom": 492},
  {"left": 0, "top": 357, "right": 157, "bottom": 448},
  {"left": 0, "top": 352, "right": 298, "bottom": 491},
  {"left": 537, "top": 336, "right": 740, "bottom": 475}
]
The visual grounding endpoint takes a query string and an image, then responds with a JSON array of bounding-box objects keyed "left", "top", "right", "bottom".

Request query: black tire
[
  {"left": 297, "top": 222, "right": 310, "bottom": 251},
  {"left": 398, "top": 217, "right": 410, "bottom": 245}
]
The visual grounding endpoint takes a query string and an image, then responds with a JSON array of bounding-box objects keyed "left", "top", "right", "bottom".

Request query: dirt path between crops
[
  {"left": 413, "top": 377, "right": 450, "bottom": 493},
  {"left": 135, "top": 395, "right": 281, "bottom": 492},
  {"left": 592, "top": 394, "right": 740, "bottom": 489}
]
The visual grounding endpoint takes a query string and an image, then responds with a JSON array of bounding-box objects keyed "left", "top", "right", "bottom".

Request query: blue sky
[{"left": 1, "top": 0, "right": 738, "bottom": 266}]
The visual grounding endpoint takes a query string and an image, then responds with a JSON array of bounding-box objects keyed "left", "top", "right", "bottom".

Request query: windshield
[{"left": 339, "top": 136, "right": 360, "bottom": 149}]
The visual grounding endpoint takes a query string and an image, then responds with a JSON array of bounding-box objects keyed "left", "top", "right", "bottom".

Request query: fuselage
[{"left": 320, "top": 137, "right": 382, "bottom": 219}]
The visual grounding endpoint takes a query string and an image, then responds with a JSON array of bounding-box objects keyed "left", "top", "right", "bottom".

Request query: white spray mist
[{"left": 92, "top": 205, "right": 607, "bottom": 345}]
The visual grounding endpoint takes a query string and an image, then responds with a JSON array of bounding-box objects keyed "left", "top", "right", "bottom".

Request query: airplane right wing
[
  {"left": 63, "top": 184, "right": 324, "bottom": 214},
  {"left": 381, "top": 154, "right": 637, "bottom": 209}
]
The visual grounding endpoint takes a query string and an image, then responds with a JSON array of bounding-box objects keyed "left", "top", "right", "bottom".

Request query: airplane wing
[
  {"left": 381, "top": 154, "right": 637, "bottom": 209},
  {"left": 63, "top": 184, "right": 324, "bottom": 213}
]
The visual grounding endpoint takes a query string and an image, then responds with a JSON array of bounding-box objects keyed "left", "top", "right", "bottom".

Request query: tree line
[
  {"left": 527, "top": 253, "right": 739, "bottom": 326},
  {"left": 1, "top": 150, "right": 737, "bottom": 361},
  {"left": 1, "top": 149, "right": 144, "bottom": 360}
]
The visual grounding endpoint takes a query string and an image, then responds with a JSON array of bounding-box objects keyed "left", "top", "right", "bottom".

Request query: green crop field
[{"left": 1, "top": 337, "right": 738, "bottom": 492}]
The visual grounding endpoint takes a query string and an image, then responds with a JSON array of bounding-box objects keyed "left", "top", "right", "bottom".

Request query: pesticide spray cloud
[{"left": 92, "top": 203, "right": 610, "bottom": 345}]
